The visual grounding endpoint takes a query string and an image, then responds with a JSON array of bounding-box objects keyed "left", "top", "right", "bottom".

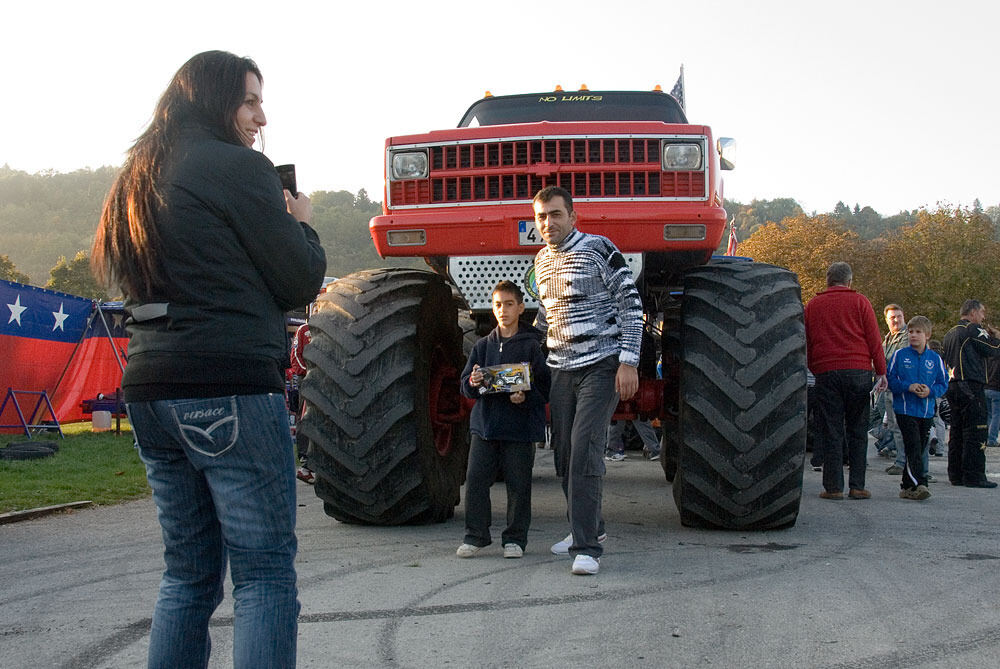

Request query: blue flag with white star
[{"left": 2, "top": 280, "right": 98, "bottom": 426}]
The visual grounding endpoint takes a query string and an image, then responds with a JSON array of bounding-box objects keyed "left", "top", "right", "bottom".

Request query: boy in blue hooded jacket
[
  {"left": 887, "top": 315, "right": 949, "bottom": 500},
  {"left": 456, "top": 281, "right": 550, "bottom": 558}
]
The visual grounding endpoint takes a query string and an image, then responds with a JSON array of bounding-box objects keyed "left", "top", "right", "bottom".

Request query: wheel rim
[{"left": 428, "top": 344, "right": 464, "bottom": 457}]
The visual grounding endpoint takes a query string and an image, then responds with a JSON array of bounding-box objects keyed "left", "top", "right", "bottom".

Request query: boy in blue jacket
[
  {"left": 887, "top": 316, "right": 949, "bottom": 500},
  {"left": 456, "top": 281, "right": 551, "bottom": 558}
]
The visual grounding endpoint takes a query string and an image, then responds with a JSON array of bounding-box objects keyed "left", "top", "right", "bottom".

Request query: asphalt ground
[{"left": 3, "top": 445, "right": 1000, "bottom": 668}]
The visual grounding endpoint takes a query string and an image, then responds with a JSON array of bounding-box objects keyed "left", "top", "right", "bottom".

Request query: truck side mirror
[{"left": 718, "top": 137, "right": 736, "bottom": 171}]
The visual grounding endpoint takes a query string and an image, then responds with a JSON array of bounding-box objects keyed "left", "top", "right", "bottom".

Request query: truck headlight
[
  {"left": 391, "top": 151, "right": 429, "bottom": 180},
  {"left": 661, "top": 143, "right": 702, "bottom": 170}
]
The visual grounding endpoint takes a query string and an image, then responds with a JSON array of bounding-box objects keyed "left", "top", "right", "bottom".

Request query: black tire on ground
[
  {"left": 298, "top": 268, "right": 470, "bottom": 525},
  {"left": 659, "top": 307, "right": 681, "bottom": 483},
  {"left": 660, "top": 430, "right": 679, "bottom": 482},
  {"left": 1, "top": 441, "right": 57, "bottom": 460},
  {"left": 457, "top": 309, "right": 479, "bottom": 358},
  {"left": 671, "top": 260, "right": 807, "bottom": 530}
]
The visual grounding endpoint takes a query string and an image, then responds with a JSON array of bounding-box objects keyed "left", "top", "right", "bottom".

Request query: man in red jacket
[{"left": 804, "top": 262, "right": 888, "bottom": 500}]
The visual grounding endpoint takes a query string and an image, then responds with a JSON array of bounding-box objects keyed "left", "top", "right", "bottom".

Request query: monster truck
[{"left": 299, "top": 87, "right": 807, "bottom": 529}]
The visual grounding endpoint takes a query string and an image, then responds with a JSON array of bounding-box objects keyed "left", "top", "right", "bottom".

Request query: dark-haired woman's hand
[{"left": 285, "top": 190, "right": 312, "bottom": 224}]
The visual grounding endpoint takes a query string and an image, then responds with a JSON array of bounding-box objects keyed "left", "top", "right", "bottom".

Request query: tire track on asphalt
[
  {"left": 820, "top": 625, "right": 1000, "bottom": 669},
  {"left": 65, "top": 470, "right": 995, "bottom": 667}
]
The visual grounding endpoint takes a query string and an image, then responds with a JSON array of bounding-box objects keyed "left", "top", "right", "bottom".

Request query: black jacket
[
  {"left": 460, "top": 324, "right": 550, "bottom": 442},
  {"left": 942, "top": 319, "right": 1000, "bottom": 384},
  {"left": 122, "top": 127, "right": 327, "bottom": 400}
]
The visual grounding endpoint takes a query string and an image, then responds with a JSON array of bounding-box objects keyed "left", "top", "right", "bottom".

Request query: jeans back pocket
[{"left": 169, "top": 397, "right": 239, "bottom": 457}]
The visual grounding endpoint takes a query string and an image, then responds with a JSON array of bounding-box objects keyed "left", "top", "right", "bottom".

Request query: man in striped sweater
[{"left": 532, "top": 186, "right": 643, "bottom": 576}]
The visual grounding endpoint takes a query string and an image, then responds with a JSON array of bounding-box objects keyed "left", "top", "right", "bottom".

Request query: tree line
[
  {"left": 3, "top": 164, "right": 999, "bottom": 334},
  {"left": 0, "top": 165, "right": 417, "bottom": 299},
  {"left": 736, "top": 205, "right": 1000, "bottom": 338}
]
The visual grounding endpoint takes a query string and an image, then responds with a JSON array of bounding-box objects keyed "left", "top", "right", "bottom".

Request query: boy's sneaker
[
  {"left": 296, "top": 466, "right": 316, "bottom": 484},
  {"left": 550, "top": 532, "right": 607, "bottom": 555},
  {"left": 503, "top": 543, "right": 523, "bottom": 559},
  {"left": 913, "top": 484, "right": 932, "bottom": 500},
  {"left": 456, "top": 543, "right": 482, "bottom": 558},
  {"left": 571, "top": 555, "right": 600, "bottom": 575},
  {"left": 605, "top": 451, "right": 626, "bottom": 462}
]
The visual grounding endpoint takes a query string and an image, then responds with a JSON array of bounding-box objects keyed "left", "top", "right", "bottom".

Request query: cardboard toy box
[{"left": 478, "top": 362, "right": 532, "bottom": 394}]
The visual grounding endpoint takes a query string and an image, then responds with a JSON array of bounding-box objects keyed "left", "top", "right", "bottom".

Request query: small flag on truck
[
  {"left": 725, "top": 219, "right": 739, "bottom": 256},
  {"left": 670, "top": 65, "right": 685, "bottom": 112}
]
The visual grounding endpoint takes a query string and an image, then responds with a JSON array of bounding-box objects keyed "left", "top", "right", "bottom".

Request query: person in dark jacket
[
  {"left": 91, "top": 51, "right": 326, "bottom": 668},
  {"left": 456, "top": 281, "right": 550, "bottom": 559},
  {"left": 942, "top": 299, "right": 1000, "bottom": 487}
]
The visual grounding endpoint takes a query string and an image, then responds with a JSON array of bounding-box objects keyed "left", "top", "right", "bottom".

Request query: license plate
[{"left": 518, "top": 220, "right": 542, "bottom": 246}]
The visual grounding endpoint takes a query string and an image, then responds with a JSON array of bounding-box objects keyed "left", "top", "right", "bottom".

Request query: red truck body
[{"left": 370, "top": 116, "right": 727, "bottom": 263}]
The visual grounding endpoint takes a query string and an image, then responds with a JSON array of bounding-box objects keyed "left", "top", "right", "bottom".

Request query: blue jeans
[
  {"left": 128, "top": 393, "right": 300, "bottom": 669},
  {"left": 986, "top": 388, "right": 1000, "bottom": 445}
]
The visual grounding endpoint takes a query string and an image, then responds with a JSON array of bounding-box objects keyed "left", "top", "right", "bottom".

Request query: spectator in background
[
  {"left": 942, "top": 300, "right": 1000, "bottom": 487},
  {"left": 804, "top": 262, "right": 887, "bottom": 500},
  {"left": 881, "top": 304, "right": 908, "bottom": 474},
  {"left": 606, "top": 419, "right": 660, "bottom": 461},
  {"left": 985, "top": 356, "right": 1000, "bottom": 448},
  {"left": 928, "top": 339, "right": 948, "bottom": 456},
  {"left": 289, "top": 322, "right": 315, "bottom": 484},
  {"left": 887, "top": 316, "right": 948, "bottom": 500}
]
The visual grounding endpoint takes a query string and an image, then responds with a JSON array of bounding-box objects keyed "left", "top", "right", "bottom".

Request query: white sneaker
[
  {"left": 550, "top": 532, "right": 608, "bottom": 555},
  {"left": 571, "top": 554, "right": 600, "bottom": 575},
  {"left": 503, "top": 543, "right": 523, "bottom": 558},
  {"left": 456, "top": 543, "right": 482, "bottom": 558}
]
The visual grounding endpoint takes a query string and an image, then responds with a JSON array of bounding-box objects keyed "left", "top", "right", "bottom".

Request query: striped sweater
[{"left": 534, "top": 228, "right": 643, "bottom": 370}]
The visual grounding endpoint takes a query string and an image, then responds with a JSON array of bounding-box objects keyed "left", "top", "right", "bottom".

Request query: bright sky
[{"left": 3, "top": 0, "right": 997, "bottom": 216}]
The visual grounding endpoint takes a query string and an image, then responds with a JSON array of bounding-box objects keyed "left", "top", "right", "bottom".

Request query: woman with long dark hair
[{"left": 93, "top": 50, "right": 326, "bottom": 668}]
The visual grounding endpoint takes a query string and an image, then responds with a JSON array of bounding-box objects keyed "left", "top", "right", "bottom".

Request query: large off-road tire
[
  {"left": 671, "top": 259, "right": 806, "bottom": 530},
  {"left": 298, "top": 268, "right": 470, "bottom": 525}
]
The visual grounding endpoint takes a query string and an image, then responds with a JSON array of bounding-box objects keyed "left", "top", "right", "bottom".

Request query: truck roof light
[
  {"left": 579, "top": 84, "right": 589, "bottom": 91},
  {"left": 484, "top": 90, "right": 493, "bottom": 98},
  {"left": 653, "top": 84, "right": 663, "bottom": 92},
  {"left": 554, "top": 85, "right": 563, "bottom": 92}
]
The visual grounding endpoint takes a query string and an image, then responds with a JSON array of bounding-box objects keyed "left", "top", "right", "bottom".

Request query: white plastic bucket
[{"left": 92, "top": 410, "right": 112, "bottom": 432}]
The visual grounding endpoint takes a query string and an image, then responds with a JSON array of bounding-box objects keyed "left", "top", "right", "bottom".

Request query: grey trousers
[{"left": 549, "top": 356, "right": 620, "bottom": 559}]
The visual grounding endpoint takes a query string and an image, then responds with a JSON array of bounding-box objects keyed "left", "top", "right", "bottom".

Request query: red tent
[{"left": 1, "top": 279, "right": 127, "bottom": 430}]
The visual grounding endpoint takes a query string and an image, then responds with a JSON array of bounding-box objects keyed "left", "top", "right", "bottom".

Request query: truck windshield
[{"left": 458, "top": 91, "right": 688, "bottom": 127}]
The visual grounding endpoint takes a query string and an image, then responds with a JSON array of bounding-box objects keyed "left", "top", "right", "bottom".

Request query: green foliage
[
  {"left": 739, "top": 205, "right": 1000, "bottom": 337},
  {"left": 0, "top": 165, "right": 117, "bottom": 286},
  {"left": 0, "top": 423, "right": 148, "bottom": 513},
  {"left": 46, "top": 250, "right": 108, "bottom": 299},
  {"left": 308, "top": 188, "right": 423, "bottom": 277},
  {"left": 724, "top": 197, "right": 804, "bottom": 245},
  {"left": 1, "top": 254, "right": 30, "bottom": 284},
  {"left": 868, "top": 208, "right": 1000, "bottom": 334},
  {"left": 738, "top": 214, "right": 869, "bottom": 301}
]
